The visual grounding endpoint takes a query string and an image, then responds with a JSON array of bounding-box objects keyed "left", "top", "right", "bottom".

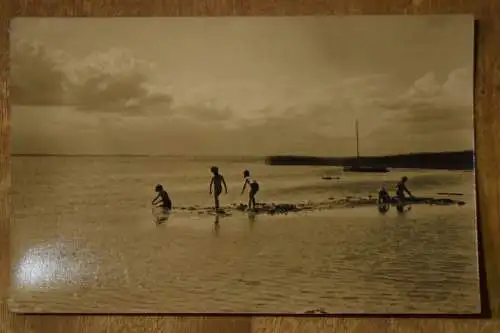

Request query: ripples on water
[{"left": 9, "top": 157, "right": 480, "bottom": 313}]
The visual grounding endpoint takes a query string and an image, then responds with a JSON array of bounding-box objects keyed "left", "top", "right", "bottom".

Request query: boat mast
[{"left": 355, "top": 119, "right": 360, "bottom": 160}]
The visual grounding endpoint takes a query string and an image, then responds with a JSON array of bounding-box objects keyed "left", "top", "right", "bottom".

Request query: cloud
[
  {"left": 10, "top": 38, "right": 173, "bottom": 114},
  {"left": 374, "top": 67, "right": 473, "bottom": 132},
  {"left": 177, "top": 103, "right": 233, "bottom": 122},
  {"left": 14, "top": 67, "right": 472, "bottom": 156},
  {"left": 363, "top": 67, "right": 474, "bottom": 154},
  {"left": 10, "top": 40, "right": 68, "bottom": 105},
  {"left": 10, "top": 38, "right": 242, "bottom": 125}
]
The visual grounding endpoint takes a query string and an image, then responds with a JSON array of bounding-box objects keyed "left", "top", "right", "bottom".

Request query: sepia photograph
[{"left": 8, "top": 15, "right": 479, "bottom": 314}]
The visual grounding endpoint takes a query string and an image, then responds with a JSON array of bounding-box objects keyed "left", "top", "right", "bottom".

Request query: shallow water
[{"left": 9, "top": 156, "right": 480, "bottom": 313}]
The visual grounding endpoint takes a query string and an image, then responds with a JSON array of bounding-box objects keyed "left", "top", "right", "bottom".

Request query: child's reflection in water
[
  {"left": 213, "top": 214, "right": 220, "bottom": 236},
  {"left": 213, "top": 211, "right": 257, "bottom": 236},
  {"left": 248, "top": 211, "right": 256, "bottom": 230}
]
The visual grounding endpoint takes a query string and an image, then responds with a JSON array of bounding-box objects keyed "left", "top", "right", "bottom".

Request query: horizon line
[
  {"left": 10, "top": 153, "right": 266, "bottom": 159},
  {"left": 10, "top": 149, "right": 473, "bottom": 158}
]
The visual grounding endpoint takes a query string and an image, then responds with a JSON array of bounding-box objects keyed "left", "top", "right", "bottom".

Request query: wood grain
[{"left": 1, "top": 0, "right": 499, "bottom": 332}]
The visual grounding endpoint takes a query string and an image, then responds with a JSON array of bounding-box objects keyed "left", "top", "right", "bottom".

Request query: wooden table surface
[{"left": 1, "top": 0, "right": 500, "bottom": 332}]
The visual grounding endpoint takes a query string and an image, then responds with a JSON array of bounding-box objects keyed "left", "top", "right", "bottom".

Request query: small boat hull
[{"left": 343, "top": 166, "right": 390, "bottom": 173}]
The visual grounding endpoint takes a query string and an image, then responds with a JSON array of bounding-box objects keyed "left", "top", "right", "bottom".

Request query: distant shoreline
[{"left": 265, "top": 150, "right": 474, "bottom": 170}]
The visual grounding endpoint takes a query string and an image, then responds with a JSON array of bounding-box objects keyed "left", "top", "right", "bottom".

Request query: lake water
[{"left": 8, "top": 156, "right": 481, "bottom": 314}]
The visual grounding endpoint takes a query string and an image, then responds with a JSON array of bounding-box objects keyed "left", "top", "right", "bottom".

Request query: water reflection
[
  {"left": 353, "top": 207, "right": 478, "bottom": 310},
  {"left": 396, "top": 206, "right": 411, "bottom": 222},
  {"left": 152, "top": 206, "right": 170, "bottom": 225},
  {"left": 248, "top": 211, "right": 257, "bottom": 230},
  {"left": 213, "top": 214, "right": 220, "bottom": 236}
]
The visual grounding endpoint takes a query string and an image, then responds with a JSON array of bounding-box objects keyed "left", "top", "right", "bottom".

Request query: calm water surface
[{"left": 9, "top": 156, "right": 480, "bottom": 313}]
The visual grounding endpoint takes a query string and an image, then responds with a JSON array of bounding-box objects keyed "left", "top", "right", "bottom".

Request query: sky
[{"left": 10, "top": 16, "right": 475, "bottom": 156}]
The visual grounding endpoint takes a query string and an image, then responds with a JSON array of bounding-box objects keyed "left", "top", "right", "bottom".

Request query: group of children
[
  {"left": 152, "top": 166, "right": 260, "bottom": 213},
  {"left": 152, "top": 168, "right": 415, "bottom": 215},
  {"left": 377, "top": 176, "right": 415, "bottom": 207}
]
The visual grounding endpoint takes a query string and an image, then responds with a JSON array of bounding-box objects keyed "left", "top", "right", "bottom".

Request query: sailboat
[{"left": 342, "top": 119, "right": 390, "bottom": 173}]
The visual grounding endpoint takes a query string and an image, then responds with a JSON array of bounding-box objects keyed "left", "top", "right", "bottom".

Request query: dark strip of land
[{"left": 265, "top": 150, "right": 474, "bottom": 171}]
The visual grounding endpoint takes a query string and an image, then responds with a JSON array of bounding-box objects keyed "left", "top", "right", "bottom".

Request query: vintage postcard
[{"left": 8, "top": 16, "right": 479, "bottom": 314}]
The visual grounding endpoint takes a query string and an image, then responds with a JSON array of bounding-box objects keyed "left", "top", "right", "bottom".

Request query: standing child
[
  {"left": 240, "top": 169, "right": 259, "bottom": 211},
  {"left": 209, "top": 166, "right": 228, "bottom": 211},
  {"left": 395, "top": 176, "right": 415, "bottom": 212},
  {"left": 152, "top": 184, "right": 172, "bottom": 212}
]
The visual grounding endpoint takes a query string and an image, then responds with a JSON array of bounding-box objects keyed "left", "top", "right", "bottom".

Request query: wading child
[
  {"left": 152, "top": 184, "right": 172, "bottom": 212},
  {"left": 209, "top": 166, "right": 228, "bottom": 211},
  {"left": 377, "top": 186, "right": 391, "bottom": 204},
  {"left": 377, "top": 186, "right": 391, "bottom": 213},
  {"left": 396, "top": 176, "right": 415, "bottom": 211},
  {"left": 240, "top": 169, "right": 260, "bottom": 211}
]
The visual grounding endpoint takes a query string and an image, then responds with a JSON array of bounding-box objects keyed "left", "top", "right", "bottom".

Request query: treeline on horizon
[{"left": 265, "top": 150, "right": 474, "bottom": 170}]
